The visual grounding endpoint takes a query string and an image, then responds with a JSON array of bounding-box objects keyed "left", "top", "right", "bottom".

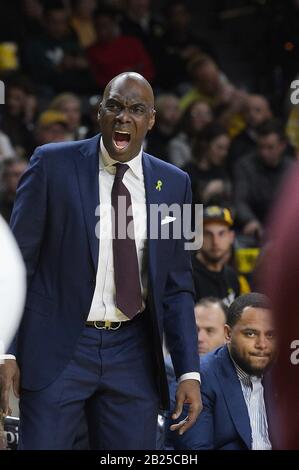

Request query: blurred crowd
[
  {"left": 1, "top": 1, "right": 299, "bottom": 251},
  {"left": 1, "top": 1, "right": 299, "bottom": 299}
]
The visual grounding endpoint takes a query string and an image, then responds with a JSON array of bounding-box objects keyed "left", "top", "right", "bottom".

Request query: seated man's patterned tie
[{"left": 111, "top": 163, "right": 142, "bottom": 319}]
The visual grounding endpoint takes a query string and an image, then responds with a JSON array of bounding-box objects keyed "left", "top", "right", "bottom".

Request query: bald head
[
  {"left": 103, "top": 72, "right": 155, "bottom": 107},
  {"left": 99, "top": 72, "right": 156, "bottom": 162},
  {"left": 195, "top": 300, "right": 227, "bottom": 355}
]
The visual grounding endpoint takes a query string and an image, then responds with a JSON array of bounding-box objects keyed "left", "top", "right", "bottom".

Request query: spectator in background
[
  {"left": 0, "top": 77, "right": 35, "bottom": 159},
  {"left": 120, "top": 0, "right": 163, "bottom": 74},
  {"left": 168, "top": 100, "right": 213, "bottom": 168},
  {"left": 192, "top": 206, "right": 242, "bottom": 306},
  {"left": 0, "top": 0, "right": 43, "bottom": 44},
  {"left": 49, "top": 92, "right": 87, "bottom": 140},
  {"left": 180, "top": 55, "right": 247, "bottom": 137},
  {"left": 180, "top": 55, "right": 244, "bottom": 111},
  {"left": 159, "top": 1, "right": 214, "bottom": 93},
  {"left": 228, "top": 94, "right": 273, "bottom": 172},
  {"left": 34, "top": 110, "right": 70, "bottom": 147},
  {"left": 22, "top": 1, "right": 95, "bottom": 95},
  {"left": 0, "top": 132, "right": 16, "bottom": 162},
  {"left": 183, "top": 123, "right": 231, "bottom": 203},
  {"left": 195, "top": 298, "right": 227, "bottom": 357},
  {"left": 87, "top": 6, "right": 155, "bottom": 93},
  {"left": 169, "top": 293, "right": 276, "bottom": 450},
  {"left": 234, "top": 120, "right": 294, "bottom": 241},
  {"left": 70, "top": 0, "right": 97, "bottom": 48},
  {"left": 0, "top": 158, "right": 27, "bottom": 223},
  {"left": 180, "top": 55, "right": 225, "bottom": 111},
  {"left": 215, "top": 91, "right": 248, "bottom": 140},
  {"left": 164, "top": 298, "right": 227, "bottom": 372},
  {"left": 198, "top": 179, "right": 233, "bottom": 208},
  {"left": 19, "top": 0, "right": 44, "bottom": 40},
  {"left": 84, "top": 95, "right": 102, "bottom": 139},
  {"left": 145, "top": 94, "right": 181, "bottom": 162}
]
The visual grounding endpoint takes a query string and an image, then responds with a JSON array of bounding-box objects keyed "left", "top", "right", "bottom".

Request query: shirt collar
[{"left": 99, "top": 137, "right": 143, "bottom": 180}]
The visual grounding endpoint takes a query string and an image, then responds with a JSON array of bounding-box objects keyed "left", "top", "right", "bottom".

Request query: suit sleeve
[
  {"left": 171, "top": 371, "right": 215, "bottom": 450},
  {"left": 10, "top": 146, "right": 47, "bottom": 288},
  {"left": 163, "top": 173, "right": 199, "bottom": 378}
]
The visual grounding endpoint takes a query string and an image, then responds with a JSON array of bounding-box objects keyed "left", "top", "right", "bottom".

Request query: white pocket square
[{"left": 161, "top": 216, "right": 176, "bottom": 225}]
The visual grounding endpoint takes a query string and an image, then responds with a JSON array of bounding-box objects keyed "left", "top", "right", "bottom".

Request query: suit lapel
[
  {"left": 217, "top": 346, "right": 252, "bottom": 449},
  {"left": 75, "top": 134, "right": 100, "bottom": 272}
]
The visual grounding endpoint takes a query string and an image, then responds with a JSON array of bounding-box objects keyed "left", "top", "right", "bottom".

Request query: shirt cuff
[
  {"left": 0, "top": 354, "right": 16, "bottom": 361},
  {"left": 178, "top": 372, "right": 201, "bottom": 384}
]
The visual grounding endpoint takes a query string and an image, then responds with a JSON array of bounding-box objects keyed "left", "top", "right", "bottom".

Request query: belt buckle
[
  {"left": 110, "top": 321, "right": 121, "bottom": 330},
  {"left": 93, "top": 320, "right": 121, "bottom": 330}
]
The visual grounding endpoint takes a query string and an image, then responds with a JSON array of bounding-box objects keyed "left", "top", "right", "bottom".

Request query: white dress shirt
[
  {"left": 87, "top": 139, "right": 147, "bottom": 322},
  {"left": 234, "top": 361, "right": 272, "bottom": 450}
]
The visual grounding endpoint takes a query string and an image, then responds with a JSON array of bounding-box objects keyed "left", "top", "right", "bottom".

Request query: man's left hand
[{"left": 170, "top": 379, "right": 202, "bottom": 435}]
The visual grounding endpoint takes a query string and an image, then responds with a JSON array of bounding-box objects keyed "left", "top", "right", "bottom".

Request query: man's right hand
[{"left": 0, "top": 359, "right": 20, "bottom": 415}]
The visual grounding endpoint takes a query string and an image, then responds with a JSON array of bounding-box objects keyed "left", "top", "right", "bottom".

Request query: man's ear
[
  {"left": 97, "top": 104, "right": 103, "bottom": 131},
  {"left": 224, "top": 324, "right": 232, "bottom": 343},
  {"left": 148, "top": 109, "right": 156, "bottom": 130},
  {"left": 97, "top": 103, "right": 102, "bottom": 121}
]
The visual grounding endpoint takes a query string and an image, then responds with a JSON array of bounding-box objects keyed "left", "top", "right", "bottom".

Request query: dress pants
[{"left": 18, "top": 314, "right": 159, "bottom": 450}]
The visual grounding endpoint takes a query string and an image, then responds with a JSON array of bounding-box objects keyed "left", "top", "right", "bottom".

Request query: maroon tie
[{"left": 111, "top": 163, "right": 142, "bottom": 319}]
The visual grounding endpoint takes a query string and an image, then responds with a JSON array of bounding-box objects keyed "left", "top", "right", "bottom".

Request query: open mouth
[{"left": 113, "top": 131, "right": 131, "bottom": 150}]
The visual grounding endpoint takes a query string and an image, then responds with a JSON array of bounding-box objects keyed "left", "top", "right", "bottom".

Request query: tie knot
[{"left": 114, "top": 163, "right": 129, "bottom": 181}]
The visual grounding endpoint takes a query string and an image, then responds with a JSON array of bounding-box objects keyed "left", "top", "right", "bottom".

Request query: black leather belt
[{"left": 85, "top": 313, "right": 143, "bottom": 331}]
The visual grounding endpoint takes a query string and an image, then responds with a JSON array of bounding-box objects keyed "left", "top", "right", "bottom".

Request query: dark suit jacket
[
  {"left": 9, "top": 134, "right": 199, "bottom": 410},
  {"left": 170, "top": 345, "right": 255, "bottom": 450}
]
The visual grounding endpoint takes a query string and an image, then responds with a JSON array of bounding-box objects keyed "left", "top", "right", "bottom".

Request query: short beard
[
  {"left": 201, "top": 251, "right": 224, "bottom": 265},
  {"left": 229, "top": 342, "right": 268, "bottom": 377}
]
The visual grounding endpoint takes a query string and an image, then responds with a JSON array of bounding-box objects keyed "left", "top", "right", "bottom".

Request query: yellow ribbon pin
[{"left": 156, "top": 180, "right": 162, "bottom": 191}]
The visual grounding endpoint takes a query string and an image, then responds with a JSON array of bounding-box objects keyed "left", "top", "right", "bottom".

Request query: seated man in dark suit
[
  {"left": 168, "top": 292, "right": 277, "bottom": 450},
  {"left": 162, "top": 297, "right": 227, "bottom": 449}
]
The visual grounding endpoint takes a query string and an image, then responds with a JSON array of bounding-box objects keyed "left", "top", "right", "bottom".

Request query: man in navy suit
[
  {"left": 168, "top": 293, "right": 276, "bottom": 450},
  {"left": 0, "top": 72, "right": 202, "bottom": 449}
]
